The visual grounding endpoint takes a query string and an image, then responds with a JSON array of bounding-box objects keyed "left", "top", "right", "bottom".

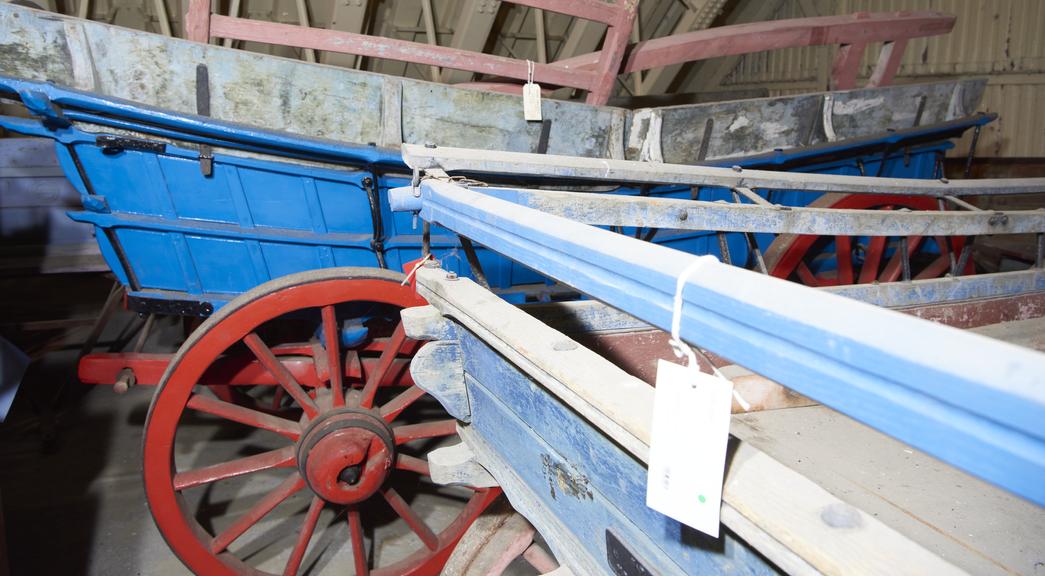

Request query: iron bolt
[
  {"left": 939, "top": 177, "right": 950, "bottom": 184},
  {"left": 339, "top": 465, "right": 362, "bottom": 485},
  {"left": 446, "top": 271, "right": 458, "bottom": 280},
  {"left": 678, "top": 211, "right": 688, "bottom": 221},
  {"left": 113, "top": 368, "right": 136, "bottom": 394},
  {"left": 731, "top": 165, "right": 742, "bottom": 172}
]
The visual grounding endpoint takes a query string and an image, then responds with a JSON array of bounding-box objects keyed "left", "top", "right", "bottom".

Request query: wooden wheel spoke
[
  {"left": 282, "top": 497, "right": 325, "bottom": 576},
  {"left": 934, "top": 235, "right": 953, "bottom": 257},
  {"left": 359, "top": 322, "right": 408, "bottom": 409},
  {"left": 382, "top": 487, "right": 439, "bottom": 550},
  {"left": 187, "top": 393, "right": 302, "bottom": 440},
  {"left": 174, "top": 446, "right": 297, "bottom": 491},
  {"left": 834, "top": 236, "right": 854, "bottom": 284},
  {"left": 271, "top": 386, "right": 286, "bottom": 412},
  {"left": 321, "top": 305, "right": 344, "bottom": 408},
  {"left": 380, "top": 385, "right": 427, "bottom": 422},
  {"left": 395, "top": 454, "right": 431, "bottom": 476},
  {"left": 210, "top": 473, "right": 305, "bottom": 553},
  {"left": 244, "top": 332, "right": 319, "bottom": 418},
  {"left": 859, "top": 235, "right": 889, "bottom": 283},
  {"left": 394, "top": 419, "right": 458, "bottom": 445},
  {"left": 348, "top": 508, "right": 369, "bottom": 576},
  {"left": 879, "top": 235, "right": 923, "bottom": 283},
  {"left": 794, "top": 261, "right": 820, "bottom": 287}
]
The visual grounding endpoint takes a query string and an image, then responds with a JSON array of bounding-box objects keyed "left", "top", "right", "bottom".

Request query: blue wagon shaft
[{"left": 391, "top": 170, "right": 1045, "bottom": 574}]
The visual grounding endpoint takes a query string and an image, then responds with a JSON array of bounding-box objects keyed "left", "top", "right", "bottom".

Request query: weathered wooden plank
[{"left": 402, "top": 142, "right": 1045, "bottom": 197}]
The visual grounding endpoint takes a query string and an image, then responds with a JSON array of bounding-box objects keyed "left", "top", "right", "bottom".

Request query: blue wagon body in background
[{"left": 0, "top": 77, "right": 989, "bottom": 312}]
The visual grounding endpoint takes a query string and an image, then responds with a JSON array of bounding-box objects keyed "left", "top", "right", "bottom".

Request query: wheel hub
[{"left": 297, "top": 408, "right": 395, "bottom": 504}]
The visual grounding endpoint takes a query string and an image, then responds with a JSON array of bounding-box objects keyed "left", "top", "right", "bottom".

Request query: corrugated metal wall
[{"left": 687, "top": 0, "right": 1045, "bottom": 157}]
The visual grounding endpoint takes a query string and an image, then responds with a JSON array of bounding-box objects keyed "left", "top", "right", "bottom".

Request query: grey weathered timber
[
  {"left": 823, "top": 269, "right": 1045, "bottom": 308},
  {"left": 402, "top": 144, "right": 1045, "bottom": 197},
  {"left": 0, "top": 4, "right": 623, "bottom": 158},
  {"left": 0, "top": 4, "right": 989, "bottom": 163},
  {"left": 522, "top": 269, "right": 1045, "bottom": 334},
  {"left": 413, "top": 267, "right": 973, "bottom": 575},
  {"left": 475, "top": 185, "right": 1045, "bottom": 236},
  {"left": 648, "top": 80, "right": 985, "bottom": 163}
]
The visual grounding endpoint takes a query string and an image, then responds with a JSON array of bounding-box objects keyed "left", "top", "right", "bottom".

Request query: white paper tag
[
  {"left": 646, "top": 359, "right": 733, "bottom": 537},
  {"left": 523, "top": 82, "right": 542, "bottom": 121}
]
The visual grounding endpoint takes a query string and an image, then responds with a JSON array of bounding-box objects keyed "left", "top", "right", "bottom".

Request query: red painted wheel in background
[
  {"left": 143, "top": 267, "right": 500, "bottom": 575},
  {"left": 763, "top": 193, "right": 975, "bottom": 286}
]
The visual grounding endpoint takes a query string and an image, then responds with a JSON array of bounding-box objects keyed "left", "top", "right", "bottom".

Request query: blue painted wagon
[
  {"left": 2, "top": 3, "right": 1044, "bottom": 576},
  {"left": 387, "top": 149, "right": 1045, "bottom": 575}
]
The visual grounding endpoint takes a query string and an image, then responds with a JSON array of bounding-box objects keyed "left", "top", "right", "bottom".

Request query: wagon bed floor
[{"left": 730, "top": 401, "right": 1045, "bottom": 575}]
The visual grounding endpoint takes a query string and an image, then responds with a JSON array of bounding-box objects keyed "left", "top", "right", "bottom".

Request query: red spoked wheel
[
  {"left": 143, "top": 267, "right": 500, "bottom": 575},
  {"left": 763, "top": 193, "right": 976, "bottom": 286}
]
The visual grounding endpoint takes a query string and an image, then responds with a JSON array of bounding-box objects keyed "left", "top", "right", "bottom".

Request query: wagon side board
[
  {"left": 0, "top": 4, "right": 987, "bottom": 163},
  {"left": 402, "top": 268, "right": 1024, "bottom": 575}
]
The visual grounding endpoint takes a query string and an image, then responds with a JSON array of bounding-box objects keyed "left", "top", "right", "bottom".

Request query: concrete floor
[{"left": 0, "top": 297, "right": 523, "bottom": 575}]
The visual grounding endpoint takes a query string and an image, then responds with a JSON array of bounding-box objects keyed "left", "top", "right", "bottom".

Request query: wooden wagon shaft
[
  {"left": 471, "top": 185, "right": 1045, "bottom": 236},
  {"left": 402, "top": 143, "right": 1045, "bottom": 197},
  {"left": 391, "top": 178, "right": 1045, "bottom": 508},
  {"left": 407, "top": 265, "right": 1041, "bottom": 574}
]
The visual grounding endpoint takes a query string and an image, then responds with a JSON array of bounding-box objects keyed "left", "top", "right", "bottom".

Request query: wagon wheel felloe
[
  {"left": 143, "top": 267, "right": 500, "bottom": 575},
  {"left": 763, "top": 193, "right": 976, "bottom": 286}
]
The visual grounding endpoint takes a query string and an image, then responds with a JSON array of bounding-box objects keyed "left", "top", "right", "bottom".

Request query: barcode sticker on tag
[
  {"left": 646, "top": 359, "right": 733, "bottom": 537},
  {"left": 523, "top": 82, "right": 542, "bottom": 121}
]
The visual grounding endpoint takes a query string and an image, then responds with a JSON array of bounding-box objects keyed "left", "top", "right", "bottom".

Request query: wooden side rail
[
  {"left": 184, "top": 1, "right": 952, "bottom": 104},
  {"left": 553, "top": 11, "right": 956, "bottom": 91},
  {"left": 184, "top": 0, "right": 637, "bottom": 105}
]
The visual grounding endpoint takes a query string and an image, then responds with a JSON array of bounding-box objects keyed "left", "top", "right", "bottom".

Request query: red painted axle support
[
  {"left": 79, "top": 349, "right": 413, "bottom": 388},
  {"left": 184, "top": 0, "right": 637, "bottom": 106}
]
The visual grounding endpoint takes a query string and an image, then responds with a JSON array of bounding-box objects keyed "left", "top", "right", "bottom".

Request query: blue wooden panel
[
  {"left": 458, "top": 329, "right": 779, "bottom": 575},
  {"left": 73, "top": 146, "right": 169, "bottom": 216},
  {"left": 184, "top": 235, "right": 259, "bottom": 294},
  {"left": 117, "top": 228, "right": 187, "bottom": 291},
  {"left": 332, "top": 247, "right": 379, "bottom": 268},
  {"left": 260, "top": 242, "right": 325, "bottom": 279},
  {"left": 509, "top": 261, "right": 545, "bottom": 286},
  {"left": 158, "top": 155, "right": 239, "bottom": 224},
  {"left": 314, "top": 179, "right": 373, "bottom": 234},
  {"left": 238, "top": 169, "right": 313, "bottom": 231}
]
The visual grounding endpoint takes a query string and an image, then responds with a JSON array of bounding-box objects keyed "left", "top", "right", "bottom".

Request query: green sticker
[{"left": 698, "top": 494, "right": 706, "bottom": 504}]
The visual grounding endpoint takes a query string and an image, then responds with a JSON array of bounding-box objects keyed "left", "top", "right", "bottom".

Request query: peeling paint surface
[
  {"left": 832, "top": 96, "right": 885, "bottom": 115},
  {"left": 541, "top": 454, "right": 594, "bottom": 502},
  {"left": 726, "top": 116, "right": 752, "bottom": 132},
  {"left": 0, "top": 4, "right": 620, "bottom": 158}
]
